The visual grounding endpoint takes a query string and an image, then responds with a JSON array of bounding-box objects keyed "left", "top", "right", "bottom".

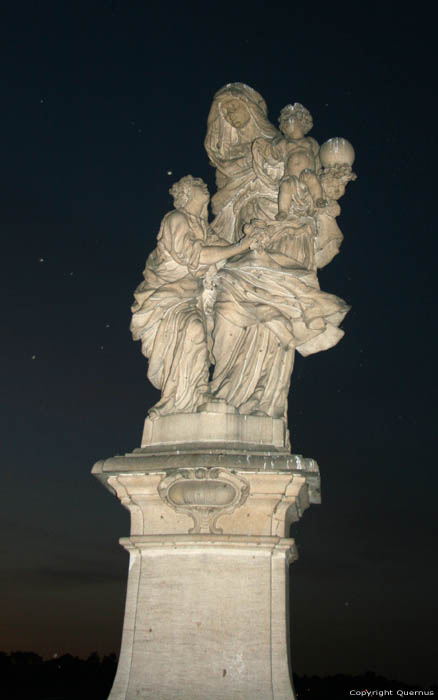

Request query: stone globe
[{"left": 320, "top": 137, "right": 355, "bottom": 167}]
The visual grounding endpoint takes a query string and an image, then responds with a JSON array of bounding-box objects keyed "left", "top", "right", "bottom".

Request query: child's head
[
  {"left": 279, "top": 103, "right": 313, "bottom": 138},
  {"left": 320, "top": 165, "right": 357, "bottom": 200}
]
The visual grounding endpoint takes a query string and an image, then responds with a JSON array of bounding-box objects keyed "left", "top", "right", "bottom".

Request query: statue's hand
[
  {"left": 324, "top": 200, "right": 340, "bottom": 217},
  {"left": 243, "top": 218, "right": 266, "bottom": 236},
  {"left": 242, "top": 219, "right": 270, "bottom": 253},
  {"left": 315, "top": 198, "right": 328, "bottom": 208}
]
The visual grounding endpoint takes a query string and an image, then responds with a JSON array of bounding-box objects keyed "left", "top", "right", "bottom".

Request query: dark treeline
[
  {"left": 1, "top": 651, "right": 116, "bottom": 700},
  {"left": 1, "top": 652, "right": 436, "bottom": 699}
]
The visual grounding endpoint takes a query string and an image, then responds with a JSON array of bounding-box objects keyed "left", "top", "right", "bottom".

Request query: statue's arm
[
  {"left": 252, "top": 136, "right": 280, "bottom": 163},
  {"left": 309, "top": 137, "right": 322, "bottom": 170},
  {"left": 166, "top": 211, "right": 251, "bottom": 268},
  {"left": 199, "top": 237, "right": 251, "bottom": 265},
  {"left": 252, "top": 137, "right": 284, "bottom": 186},
  {"left": 213, "top": 152, "right": 252, "bottom": 178},
  {"left": 165, "top": 212, "right": 204, "bottom": 269},
  {"left": 309, "top": 136, "right": 320, "bottom": 155},
  {"left": 268, "top": 137, "right": 284, "bottom": 162}
]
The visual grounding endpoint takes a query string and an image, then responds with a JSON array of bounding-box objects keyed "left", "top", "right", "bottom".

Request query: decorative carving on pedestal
[{"left": 157, "top": 467, "right": 250, "bottom": 534}]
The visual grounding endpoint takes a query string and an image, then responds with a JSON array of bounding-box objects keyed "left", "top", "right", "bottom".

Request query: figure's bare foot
[
  {"left": 148, "top": 407, "right": 160, "bottom": 421},
  {"left": 275, "top": 211, "right": 288, "bottom": 221}
]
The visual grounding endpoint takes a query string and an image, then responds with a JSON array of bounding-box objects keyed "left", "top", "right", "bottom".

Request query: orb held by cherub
[{"left": 93, "top": 83, "right": 355, "bottom": 700}]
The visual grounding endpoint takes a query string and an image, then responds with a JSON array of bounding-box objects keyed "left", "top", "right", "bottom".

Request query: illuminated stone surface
[
  {"left": 93, "top": 442, "right": 319, "bottom": 700},
  {"left": 93, "top": 83, "right": 354, "bottom": 699}
]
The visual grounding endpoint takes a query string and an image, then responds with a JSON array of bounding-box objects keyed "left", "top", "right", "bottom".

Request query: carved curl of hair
[
  {"left": 169, "top": 175, "right": 196, "bottom": 210},
  {"left": 322, "top": 164, "right": 357, "bottom": 183},
  {"left": 279, "top": 103, "right": 313, "bottom": 134}
]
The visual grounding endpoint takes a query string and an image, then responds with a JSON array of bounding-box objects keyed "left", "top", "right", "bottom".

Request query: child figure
[{"left": 272, "top": 103, "right": 327, "bottom": 220}]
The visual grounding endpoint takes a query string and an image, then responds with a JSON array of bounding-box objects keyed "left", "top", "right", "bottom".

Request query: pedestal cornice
[{"left": 92, "top": 447, "right": 319, "bottom": 539}]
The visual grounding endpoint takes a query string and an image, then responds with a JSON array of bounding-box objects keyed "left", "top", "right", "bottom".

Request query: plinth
[{"left": 93, "top": 410, "right": 320, "bottom": 700}]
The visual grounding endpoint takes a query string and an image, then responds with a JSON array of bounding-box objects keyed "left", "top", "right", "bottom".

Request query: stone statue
[
  {"left": 204, "top": 82, "right": 278, "bottom": 243},
  {"left": 208, "top": 219, "right": 350, "bottom": 420},
  {"left": 131, "top": 84, "right": 356, "bottom": 425},
  {"left": 130, "top": 175, "right": 257, "bottom": 419},
  {"left": 272, "top": 103, "right": 327, "bottom": 220},
  {"left": 98, "top": 83, "right": 356, "bottom": 700}
]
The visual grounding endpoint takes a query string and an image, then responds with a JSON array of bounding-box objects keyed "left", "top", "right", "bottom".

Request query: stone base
[
  {"left": 92, "top": 430, "right": 320, "bottom": 700},
  {"left": 109, "top": 535, "right": 295, "bottom": 700},
  {"left": 141, "top": 409, "right": 290, "bottom": 451}
]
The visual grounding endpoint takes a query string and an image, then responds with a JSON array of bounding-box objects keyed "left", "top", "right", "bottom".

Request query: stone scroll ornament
[{"left": 131, "top": 83, "right": 356, "bottom": 424}]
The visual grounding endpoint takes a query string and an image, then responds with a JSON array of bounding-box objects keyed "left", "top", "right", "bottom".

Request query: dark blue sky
[{"left": 1, "top": 0, "right": 436, "bottom": 687}]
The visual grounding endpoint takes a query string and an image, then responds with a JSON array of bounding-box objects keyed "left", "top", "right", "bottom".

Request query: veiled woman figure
[
  {"left": 204, "top": 82, "right": 278, "bottom": 243},
  {"left": 130, "top": 176, "right": 255, "bottom": 419},
  {"left": 205, "top": 86, "right": 351, "bottom": 421}
]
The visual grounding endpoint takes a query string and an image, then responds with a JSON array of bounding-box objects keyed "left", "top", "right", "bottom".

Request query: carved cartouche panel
[{"left": 158, "top": 467, "right": 250, "bottom": 534}]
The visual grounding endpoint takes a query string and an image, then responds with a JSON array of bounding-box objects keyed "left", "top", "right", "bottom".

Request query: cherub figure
[
  {"left": 271, "top": 103, "right": 327, "bottom": 220},
  {"left": 320, "top": 162, "right": 357, "bottom": 202}
]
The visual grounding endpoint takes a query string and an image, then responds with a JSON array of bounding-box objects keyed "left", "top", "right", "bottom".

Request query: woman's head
[
  {"left": 221, "top": 97, "right": 251, "bottom": 129},
  {"left": 205, "top": 83, "right": 277, "bottom": 163},
  {"left": 213, "top": 83, "right": 269, "bottom": 121}
]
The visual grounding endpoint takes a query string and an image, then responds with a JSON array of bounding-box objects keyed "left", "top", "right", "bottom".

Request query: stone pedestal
[{"left": 93, "top": 413, "right": 320, "bottom": 700}]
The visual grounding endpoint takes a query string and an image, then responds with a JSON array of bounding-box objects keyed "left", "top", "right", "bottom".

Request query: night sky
[{"left": 2, "top": 0, "right": 437, "bottom": 689}]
